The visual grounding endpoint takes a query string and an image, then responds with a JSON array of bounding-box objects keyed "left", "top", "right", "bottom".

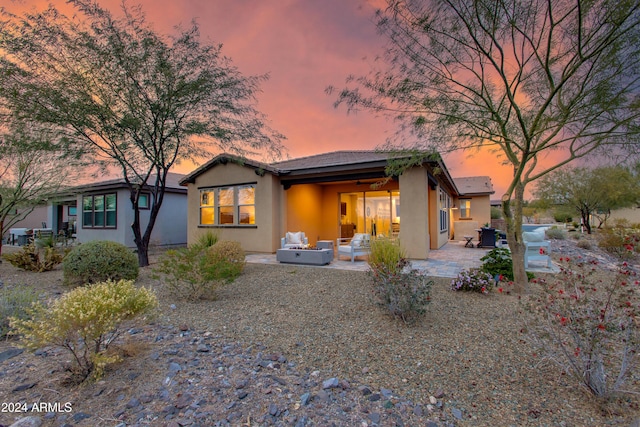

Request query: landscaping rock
[
  {"left": 452, "top": 407, "right": 463, "bottom": 420},
  {"left": 322, "top": 377, "right": 339, "bottom": 389},
  {"left": 8, "top": 417, "right": 42, "bottom": 427},
  {"left": 0, "top": 348, "right": 24, "bottom": 363}
]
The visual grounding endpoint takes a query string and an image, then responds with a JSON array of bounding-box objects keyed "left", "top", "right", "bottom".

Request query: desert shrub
[
  {"left": 194, "top": 230, "right": 219, "bottom": 250},
  {"left": 490, "top": 206, "right": 503, "bottom": 219},
  {"left": 206, "top": 240, "right": 245, "bottom": 278},
  {"left": 3, "top": 242, "right": 64, "bottom": 272},
  {"left": 576, "top": 239, "right": 593, "bottom": 250},
  {"left": 597, "top": 228, "right": 639, "bottom": 259},
  {"left": 369, "top": 257, "right": 433, "bottom": 324},
  {"left": 63, "top": 240, "right": 139, "bottom": 286},
  {"left": 154, "top": 240, "right": 245, "bottom": 301},
  {"left": 11, "top": 279, "right": 157, "bottom": 382},
  {"left": 480, "top": 248, "right": 534, "bottom": 281},
  {"left": 553, "top": 208, "right": 573, "bottom": 223},
  {"left": 545, "top": 227, "right": 566, "bottom": 240},
  {"left": 523, "top": 259, "right": 639, "bottom": 398},
  {"left": 451, "top": 268, "right": 494, "bottom": 293},
  {"left": 0, "top": 287, "right": 38, "bottom": 337},
  {"left": 369, "top": 237, "right": 406, "bottom": 275},
  {"left": 368, "top": 240, "right": 432, "bottom": 323}
]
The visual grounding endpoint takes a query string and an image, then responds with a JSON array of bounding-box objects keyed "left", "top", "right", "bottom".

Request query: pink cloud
[{"left": 9, "top": 0, "right": 528, "bottom": 197}]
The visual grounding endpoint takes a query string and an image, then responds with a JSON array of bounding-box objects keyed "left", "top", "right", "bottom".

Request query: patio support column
[{"left": 399, "top": 168, "right": 430, "bottom": 259}]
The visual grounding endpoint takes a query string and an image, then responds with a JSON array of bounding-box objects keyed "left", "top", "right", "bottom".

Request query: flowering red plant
[{"left": 523, "top": 258, "right": 639, "bottom": 398}]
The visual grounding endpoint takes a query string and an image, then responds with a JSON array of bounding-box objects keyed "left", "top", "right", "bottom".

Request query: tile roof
[
  {"left": 67, "top": 172, "right": 187, "bottom": 193},
  {"left": 180, "top": 150, "right": 465, "bottom": 193},
  {"left": 272, "top": 151, "right": 391, "bottom": 170},
  {"left": 453, "top": 176, "right": 495, "bottom": 195}
]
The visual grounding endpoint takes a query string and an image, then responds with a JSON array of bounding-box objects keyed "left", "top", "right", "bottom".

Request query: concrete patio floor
[{"left": 246, "top": 240, "right": 559, "bottom": 278}]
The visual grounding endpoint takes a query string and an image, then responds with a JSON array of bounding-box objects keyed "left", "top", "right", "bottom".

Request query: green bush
[
  {"left": 545, "top": 227, "right": 566, "bottom": 240},
  {"left": 490, "top": 206, "right": 503, "bottom": 219},
  {"left": 154, "top": 240, "right": 245, "bottom": 301},
  {"left": 553, "top": 208, "right": 573, "bottom": 223},
  {"left": 3, "top": 242, "right": 64, "bottom": 272},
  {"left": 0, "top": 287, "right": 38, "bottom": 337},
  {"left": 194, "top": 230, "right": 219, "bottom": 250},
  {"left": 480, "top": 247, "right": 534, "bottom": 281},
  {"left": 205, "top": 240, "right": 245, "bottom": 281},
  {"left": 63, "top": 241, "right": 139, "bottom": 286},
  {"left": 11, "top": 279, "right": 157, "bottom": 382},
  {"left": 369, "top": 238, "right": 406, "bottom": 275}
]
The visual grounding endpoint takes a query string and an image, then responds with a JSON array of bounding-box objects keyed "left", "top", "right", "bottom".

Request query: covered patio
[{"left": 246, "top": 240, "right": 559, "bottom": 278}]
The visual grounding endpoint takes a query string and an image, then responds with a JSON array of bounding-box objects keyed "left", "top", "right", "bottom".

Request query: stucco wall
[
  {"left": 453, "top": 220, "right": 480, "bottom": 241},
  {"left": 121, "top": 191, "right": 187, "bottom": 248},
  {"left": 607, "top": 206, "right": 640, "bottom": 225},
  {"left": 399, "top": 168, "right": 430, "bottom": 259},
  {"left": 452, "top": 194, "right": 491, "bottom": 239},
  {"left": 185, "top": 162, "right": 279, "bottom": 253},
  {"left": 284, "top": 184, "right": 323, "bottom": 245},
  {"left": 76, "top": 191, "right": 128, "bottom": 245},
  {"left": 4, "top": 205, "right": 48, "bottom": 234}
]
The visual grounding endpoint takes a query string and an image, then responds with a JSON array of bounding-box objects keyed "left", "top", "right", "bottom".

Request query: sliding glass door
[{"left": 339, "top": 190, "right": 400, "bottom": 238}]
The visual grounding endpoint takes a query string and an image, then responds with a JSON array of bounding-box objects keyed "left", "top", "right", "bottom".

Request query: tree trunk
[
  {"left": 581, "top": 210, "right": 592, "bottom": 234},
  {"left": 136, "top": 238, "right": 149, "bottom": 267},
  {"left": 130, "top": 176, "right": 166, "bottom": 268},
  {"left": 0, "top": 218, "right": 4, "bottom": 259},
  {"left": 502, "top": 183, "right": 529, "bottom": 293}
]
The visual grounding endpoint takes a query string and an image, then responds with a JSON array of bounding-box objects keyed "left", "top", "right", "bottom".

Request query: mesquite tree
[
  {"left": 0, "top": 1, "right": 284, "bottom": 266},
  {"left": 0, "top": 125, "right": 71, "bottom": 257},
  {"left": 534, "top": 166, "right": 640, "bottom": 233},
  {"left": 329, "top": 0, "right": 640, "bottom": 290}
]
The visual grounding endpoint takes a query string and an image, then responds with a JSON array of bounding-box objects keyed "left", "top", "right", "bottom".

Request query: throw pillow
[
  {"left": 286, "top": 231, "right": 302, "bottom": 245},
  {"left": 351, "top": 233, "right": 365, "bottom": 247}
]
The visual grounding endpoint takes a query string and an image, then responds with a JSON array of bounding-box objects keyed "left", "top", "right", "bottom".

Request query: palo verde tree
[
  {"left": 0, "top": 1, "right": 284, "bottom": 266},
  {"left": 0, "top": 124, "right": 72, "bottom": 257},
  {"left": 534, "top": 165, "right": 640, "bottom": 233},
  {"left": 329, "top": 0, "right": 640, "bottom": 290}
]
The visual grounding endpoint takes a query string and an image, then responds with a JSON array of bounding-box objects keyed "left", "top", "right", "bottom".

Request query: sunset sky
[{"left": 9, "top": 0, "right": 515, "bottom": 198}]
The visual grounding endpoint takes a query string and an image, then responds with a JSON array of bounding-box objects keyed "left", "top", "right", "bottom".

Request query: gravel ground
[{"left": 0, "top": 238, "right": 638, "bottom": 427}]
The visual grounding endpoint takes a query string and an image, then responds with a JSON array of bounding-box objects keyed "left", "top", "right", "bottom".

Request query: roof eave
[{"left": 179, "top": 153, "right": 278, "bottom": 185}]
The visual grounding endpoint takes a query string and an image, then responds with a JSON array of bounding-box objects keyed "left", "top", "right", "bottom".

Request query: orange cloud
[{"left": 8, "top": 0, "right": 529, "bottom": 198}]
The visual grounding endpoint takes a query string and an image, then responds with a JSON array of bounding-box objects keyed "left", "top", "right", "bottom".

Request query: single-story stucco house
[
  {"left": 179, "top": 151, "right": 494, "bottom": 259},
  {"left": 6, "top": 173, "right": 187, "bottom": 248}
]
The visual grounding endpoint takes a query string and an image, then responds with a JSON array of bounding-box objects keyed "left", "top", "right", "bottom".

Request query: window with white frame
[
  {"left": 439, "top": 188, "right": 450, "bottom": 233},
  {"left": 199, "top": 184, "right": 256, "bottom": 226},
  {"left": 459, "top": 199, "right": 471, "bottom": 218}
]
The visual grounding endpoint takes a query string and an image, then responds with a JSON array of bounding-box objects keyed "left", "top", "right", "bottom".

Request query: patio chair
[
  {"left": 337, "top": 233, "right": 371, "bottom": 262},
  {"left": 523, "top": 230, "right": 551, "bottom": 268},
  {"left": 281, "top": 231, "right": 309, "bottom": 249}
]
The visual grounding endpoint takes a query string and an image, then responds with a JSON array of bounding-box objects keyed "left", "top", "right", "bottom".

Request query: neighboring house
[
  {"left": 5, "top": 205, "right": 49, "bottom": 232},
  {"left": 7, "top": 173, "right": 187, "bottom": 248},
  {"left": 451, "top": 176, "right": 496, "bottom": 240},
  {"left": 179, "top": 151, "right": 494, "bottom": 259}
]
